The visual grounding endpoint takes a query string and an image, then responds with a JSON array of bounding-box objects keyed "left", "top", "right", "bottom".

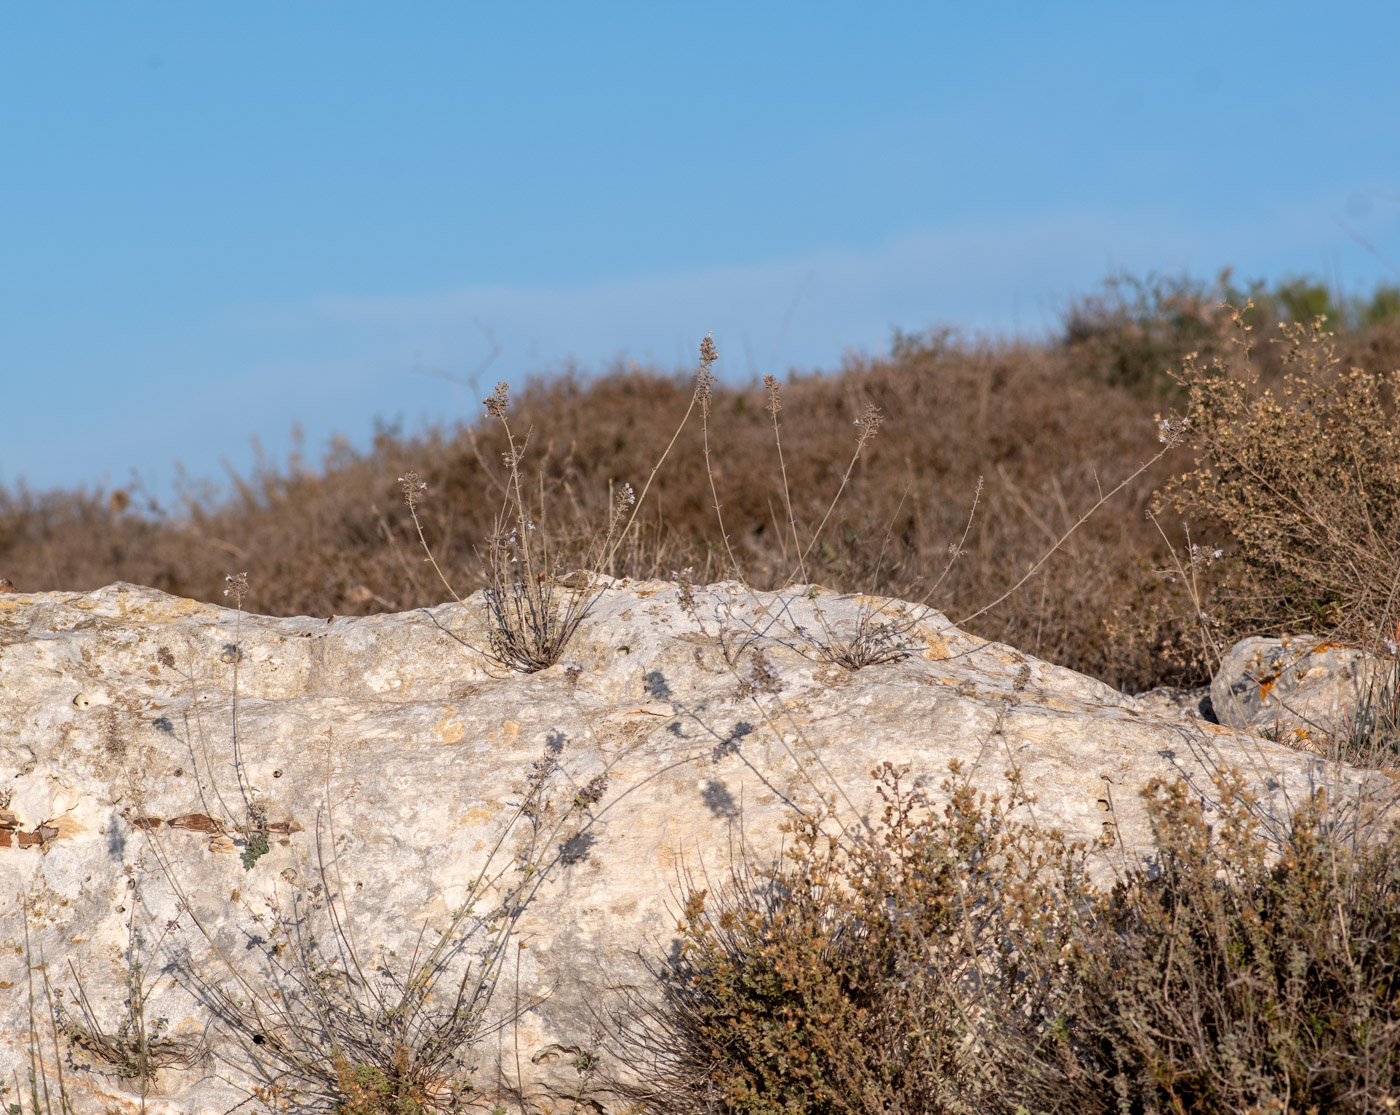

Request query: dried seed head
[
  {"left": 735, "top": 651, "right": 783, "bottom": 700},
  {"left": 223, "top": 572, "right": 249, "bottom": 607},
  {"left": 398, "top": 471, "right": 428, "bottom": 510},
  {"left": 484, "top": 382, "right": 511, "bottom": 419},
  {"left": 672, "top": 566, "right": 699, "bottom": 619},
  {"left": 1155, "top": 414, "right": 1191, "bottom": 448},
  {"left": 854, "top": 402, "right": 883, "bottom": 446},
  {"left": 763, "top": 374, "right": 782, "bottom": 419},
  {"left": 695, "top": 334, "right": 717, "bottom": 417},
  {"left": 573, "top": 773, "right": 609, "bottom": 811},
  {"left": 612, "top": 481, "right": 636, "bottom": 523}
]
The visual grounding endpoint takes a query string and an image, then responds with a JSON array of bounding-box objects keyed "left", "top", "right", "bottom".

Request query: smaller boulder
[{"left": 1211, "top": 635, "right": 1398, "bottom": 749}]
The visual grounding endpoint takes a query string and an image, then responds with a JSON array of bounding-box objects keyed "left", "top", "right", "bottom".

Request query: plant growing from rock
[
  {"left": 399, "top": 339, "right": 719, "bottom": 673},
  {"left": 144, "top": 734, "right": 613, "bottom": 1114},
  {"left": 631, "top": 760, "right": 1400, "bottom": 1115},
  {"left": 58, "top": 866, "right": 205, "bottom": 1096},
  {"left": 4, "top": 907, "right": 77, "bottom": 1115}
]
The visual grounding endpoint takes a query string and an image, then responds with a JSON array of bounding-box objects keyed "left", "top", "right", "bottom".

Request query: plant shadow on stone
[{"left": 146, "top": 737, "right": 612, "bottom": 1114}]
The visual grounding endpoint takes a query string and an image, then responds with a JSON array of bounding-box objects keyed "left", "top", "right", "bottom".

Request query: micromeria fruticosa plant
[
  {"left": 1160, "top": 308, "right": 1400, "bottom": 654},
  {"left": 634, "top": 761, "right": 1400, "bottom": 1115},
  {"left": 398, "top": 336, "right": 722, "bottom": 672},
  {"left": 141, "top": 729, "right": 613, "bottom": 1113}
]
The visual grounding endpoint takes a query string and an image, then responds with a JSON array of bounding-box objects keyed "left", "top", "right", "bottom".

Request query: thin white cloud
[
  {"left": 7, "top": 201, "right": 1391, "bottom": 496},
  {"left": 300, "top": 208, "right": 1216, "bottom": 378}
]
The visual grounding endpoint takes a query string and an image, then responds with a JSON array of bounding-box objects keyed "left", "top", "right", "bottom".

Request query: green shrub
[{"left": 1364, "top": 285, "right": 1400, "bottom": 327}]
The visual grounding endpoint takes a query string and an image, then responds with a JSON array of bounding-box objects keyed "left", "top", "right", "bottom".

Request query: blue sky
[{"left": 3, "top": 2, "right": 1398, "bottom": 501}]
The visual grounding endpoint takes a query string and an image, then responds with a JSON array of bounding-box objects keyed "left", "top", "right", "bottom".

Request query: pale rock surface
[
  {"left": 1211, "top": 635, "right": 1397, "bottom": 747},
  {"left": 0, "top": 581, "right": 1379, "bottom": 1113}
]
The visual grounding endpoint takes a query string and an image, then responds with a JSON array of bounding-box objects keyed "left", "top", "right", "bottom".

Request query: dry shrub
[
  {"left": 1159, "top": 311, "right": 1400, "bottom": 652},
  {"left": 627, "top": 761, "right": 1095, "bottom": 1115},
  {"left": 1062, "top": 777, "right": 1400, "bottom": 1115},
  {"left": 6, "top": 280, "right": 1400, "bottom": 693},
  {"left": 636, "top": 766, "right": 1400, "bottom": 1115},
  {"left": 1, "top": 340, "right": 1196, "bottom": 690}
]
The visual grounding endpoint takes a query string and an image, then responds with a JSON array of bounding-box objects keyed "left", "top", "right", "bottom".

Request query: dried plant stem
[
  {"left": 406, "top": 501, "right": 465, "bottom": 604},
  {"left": 604, "top": 375, "right": 706, "bottom": 573},
  {"left": 956, "top": 446, "right": 1170, "bottom": 627},
  {"left": 790, "top": 403, "right": 883, "bottom": 582},
  {"left": 700, "top": 409, "right": 744, "bottom": 583},
  {"left": 763, "top": 375, "right": 807, "bottom": 585}
]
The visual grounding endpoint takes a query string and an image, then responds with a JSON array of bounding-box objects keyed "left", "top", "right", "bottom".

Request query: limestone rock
[
  {"left": 1127, "top": 684, "right": 1215, "bottom": 722},
  {"left": 1211, "top": 635, "right": 1398, "bottom": 748},
  {"left": 0, "top": 581, "right": 1378, "bottom": 1113}
]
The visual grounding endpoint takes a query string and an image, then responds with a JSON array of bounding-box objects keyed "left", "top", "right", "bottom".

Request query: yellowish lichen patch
[
  {"left": 457, "top": 805, "right": 497, "bottom": 827},
  {"left": 485, "top": 719, "right": 521, "bottom": 747},
  {"left": 853, "top": 594, "right": 895, "bottom": 610},
  {"left": 434, "top": 715, "right": 465, "bottom": 745},
  {"left": 921, "top": 632, "right": 953, "bottom": 660}
]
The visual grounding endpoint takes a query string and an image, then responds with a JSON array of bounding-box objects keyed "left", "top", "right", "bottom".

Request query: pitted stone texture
[{"left": 0, "top": 582, "right": 1377, "bottom": 1113}]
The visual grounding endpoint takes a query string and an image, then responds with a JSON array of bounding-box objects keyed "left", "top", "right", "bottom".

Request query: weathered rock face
[
  {"left": 0, "top": 581, "right": 1376, "bottom": 1113},
  {"left": 1212, "top": 635, "right": 1398, "bottom": 747}
]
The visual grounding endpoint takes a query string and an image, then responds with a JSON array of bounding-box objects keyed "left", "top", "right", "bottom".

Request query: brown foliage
[
  {"left": 633, "top": 765, "right": 1400, "bottom": 1115},
  {"left": 4, "top": 312, "right": 1399, "bottom": 693}
]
